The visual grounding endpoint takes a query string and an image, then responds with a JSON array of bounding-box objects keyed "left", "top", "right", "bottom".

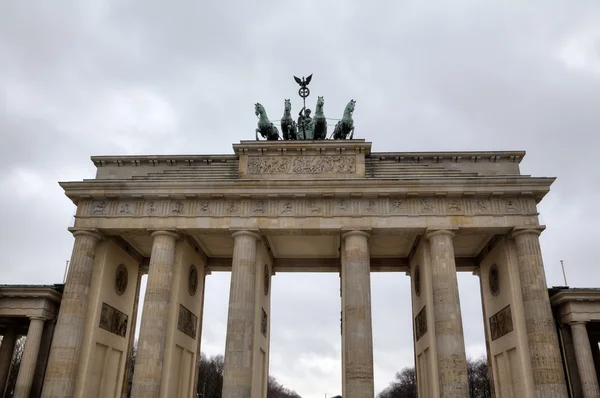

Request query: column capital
[
  {"left": 473, "top": 268, "right": 481, "bottom": 277},
  {"left": 341, "top": 230, "right": 370, "bottom": 240},
  {"left": 28, "top": 316, "right": 47, "bottom": 322},
  {"left": 149, "top": 230, "right": 180, "bottom": 240},
  {"left": 68, "top": 228, "right": 103, "bottom": 241},
  {"left": 230, "top": 230, "right": 261, "bottom": 240},
  {"left": 511, "top": 226, "right": 545, "bottom": 239},
  {"left": 425, "top": 228, "right": 456, "bottom": 240}
]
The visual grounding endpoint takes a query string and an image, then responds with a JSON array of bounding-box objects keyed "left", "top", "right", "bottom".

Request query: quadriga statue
[
  {"left": 333, "top": 99, "right": 356, "bottom": 140},
  {"left": 255, "top": 103, "right": 280, "bottom": 140}
]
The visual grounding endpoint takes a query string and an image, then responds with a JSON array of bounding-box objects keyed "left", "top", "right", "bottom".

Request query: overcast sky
[{"left": 2, "top": 1, "right": 600, "bottom": 396}]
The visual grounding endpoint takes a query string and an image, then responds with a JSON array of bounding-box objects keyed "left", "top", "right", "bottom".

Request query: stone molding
[
  {"left": 149, "top": 230, "right": 180, "bottom": 240},
  {"left": 342, "top": 230, "right": 370, "bottom": 240},
  {"left": 68, "top": 228, "right": 103, "bottom": 241},
  {"left": 79, "top": 195, "right": 537, "bottom": 219},
  {"left": 511, "top": 226, "right": 545, "bottom": 239},
  {"left": 230, "top": 230, "right": 261, "bottom": 240},
  {"left": 425, "top": 229, "right": 456, "bottom": 240}
]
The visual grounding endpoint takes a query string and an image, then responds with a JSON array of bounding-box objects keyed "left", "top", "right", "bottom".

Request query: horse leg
[
  {"left": 349, "top": 126, "right": 354, "bottom": 140},
  {"left": 255, "top": 128, "right": 260, "bottom": 141}
]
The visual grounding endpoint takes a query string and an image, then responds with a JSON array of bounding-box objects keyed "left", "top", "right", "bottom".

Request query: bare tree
[
  {"left": 4, "top": 336, "right": 25, "bottom": 398},
  {"left": 378, "top": 367, "right": 417, "bottom": 398},
  {"left": 467, "top": 356, "right": 492, "bottom": 398},
  {"left": 267, "top": 375, "right": 302, "bottom": 398},
  {"left": 378, "top": 356, "right": 491, "bottom": 398}
]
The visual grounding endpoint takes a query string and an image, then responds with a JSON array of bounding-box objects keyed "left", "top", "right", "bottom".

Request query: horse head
[
  {"left": 316, "top": 96, "right": 324, "bottom": 112},
  {"left": 346, "top": 99, "right": 356, "bottom": 115},
  {"left": 255, "top": 103, "right": 265, "bottom": 117},
  {"left": 284, "top": 99, "right": 291, "bottom": 113}
]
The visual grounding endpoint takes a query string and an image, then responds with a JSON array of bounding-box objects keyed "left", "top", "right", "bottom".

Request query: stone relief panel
[
  {"left": 419, "top": 198, "right": 435, "bottom": 214},
  {"left": 247, "top": 155, "right": 356, "bottom": 175},
  {"left": 99, "top": 302, "right": 128, "bottom": 338},
  {"left": 261, "top": 308, "right": 268, "bottom": 337},
  {"left": 415, "top": 306, "right": 427, "bottom": 341},
  {"left": 177, "top": 304, "right": 198, "bottom": 339},
  {"left": 117, "top": 201, "right": 136, "bottom": 216},
  {"left": 170, "top": 200, "right": 186, "bottom": 215},
  {"left": 447, "top": 198, "right": 463, "bottom": 213},
  {"left": 489, "top": 305, "right": 513, "bottom": 341},
  {"left": 91, "top": 200, "right": 108, "bottom": 215},
  {"left": 83, "top": 196, "right": 530, "bottom": 218},
  {"left": 389, "top": 198, "right": 407, "bottom": 215}
]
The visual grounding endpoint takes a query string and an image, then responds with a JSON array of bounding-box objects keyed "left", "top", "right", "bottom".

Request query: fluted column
[
  {"left": 42, "top": 229, "right": 102, "bottom": 398},
  {"left": 341, "top": 231, "right": 374, "bottom": 398},
  {"left": 512, "top": 228, "right": 568, "bottom": 397},
  {"left": 222, "top": 231, "right": 260, "bottom": 398},
  {"left": 131, "top": 230, "right": 179, "bottom": 398},
  {"left": 0, "top": 328, "right": 17, "bottom": 396},
  {"left": 570, "top": 322, "right": 600, "bottom": 398},
  {"left": 426, "top": 229, "right": 469, "bottom": 397},
  {"left": 14, "top": 317, "right": 45, "bottom": 398}
]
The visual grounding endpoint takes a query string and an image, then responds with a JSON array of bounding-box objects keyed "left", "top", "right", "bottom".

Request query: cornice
[
  {"left": 550, "top": 290, "right": 600, "bottom": 307},
  {"left": 59, "top": 176, "right": 555, "bottom": 203}
]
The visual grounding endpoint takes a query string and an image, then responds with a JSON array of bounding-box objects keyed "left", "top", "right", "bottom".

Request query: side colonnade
[{"left": 36, "top": 226, "right": 570, "bottom": 397}]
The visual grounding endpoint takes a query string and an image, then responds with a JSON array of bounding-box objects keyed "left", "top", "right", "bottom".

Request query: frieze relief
[
  {"left": 247, "top": 155, "right": 356, "bottom": 175},
  {"left": 99, "top": 302, "right": 128, "bottom": 338},
  {"left": 489, "top": 305, "right": 513, "bottom": 341},
  {"left": 177, "top": 304, "right": 198, "bottom": 339},
  {"left": 83, "top": 196, "right": 535, "bottom": 218}
]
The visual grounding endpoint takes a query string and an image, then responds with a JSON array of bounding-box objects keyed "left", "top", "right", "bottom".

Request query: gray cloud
[{"left": 2, "top": 1, "right": 600, "bottom": 396}]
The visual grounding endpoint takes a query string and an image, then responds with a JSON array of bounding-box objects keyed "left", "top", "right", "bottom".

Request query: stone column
[
  {"left": 42, "top": 229, "right": 102, "bottom": 398},
  {"left": 512, "top": 228, "right": 568, "bottom": 397},
  {"left": 131, "top": 230, "right": 179, "bottom": 398},
  {"left": 14, "top": 317, "right": 45, "bottom": 398},
  {"left": 0, "top": 328, "right": 17, "bottom": 396},
  {"left": 426, "top": 229, "right": 469, "bottom": 397},
  {"left": 570, "top": 322, "right": 600, "bottom": 398},
  {"left": 341, "top": 231, "right": 374, "bottom": 398},
  {"left": 222, "top": 231, "right": 260, "bottom": 398}
]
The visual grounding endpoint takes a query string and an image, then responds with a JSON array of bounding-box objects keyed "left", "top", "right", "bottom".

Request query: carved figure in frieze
[
  {"left": 280, "top": 201, "right": 293, "bottom": 215},
  {"left": 226, "top": 201, "right": 238, "bottom": 213},
  {"left": 420, "top": 199, "right": 434, "bottom": 213},
  {"left": 280, "top": 99, "right": 298, "bottom": 140},
  {"left": 338, "top": 199, "right": 348, "bottom": 211},
  {"left": 119, "top": 203, "right": 131, "bottom": 215},
  {"left": 365, "top": 200, "right": 376, "bottom": 212},
  {"left": 506, "top": 199, "right": 519, "bottom": 212},
  {"left": 255, "top": 103, "right": 280, "bottom": 141},
  {"left": 307, "top": 200, "right": 322, "bottom": 214},
  {"left": 332, "top": 99, "right": 356, "bottom": 140},
  {"left": 475, "top": 199, "right": 488, "bottom": 212},
  {"left": 253, "top": 200, "right": 265, "bottom": 214},
  {"left": 172, "top": 201, "right": 183, "bottom": 214},
  {"left": 199, "top": 200, "right": 210, "bottom": 213},
  {"left": 448, "top": 199, "right": 462, "bottom": 212},
  {"left": 93, "top": 201, "right": 107, "bottom": 214},
  {"left": 146, "top": 201, "right": 156, "bottom": 214},
  {"left": 391, "top": 199, "right": 403, "bottom": 211},
  {"left": 247, "top": 155, "right": 356, "bottom": 175}
]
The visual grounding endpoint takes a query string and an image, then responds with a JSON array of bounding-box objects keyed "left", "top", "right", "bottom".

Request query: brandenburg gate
[{"left": 32, "top": 136, "right": 576, "bottom": 398}]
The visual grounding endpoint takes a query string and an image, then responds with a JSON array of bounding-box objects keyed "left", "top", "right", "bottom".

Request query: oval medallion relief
[
  {"left": 189, "top": 264, "right": 198, "bottom": 296},
  {"left": 115, "top": 264, "right": 128, "bottom": 296}
]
